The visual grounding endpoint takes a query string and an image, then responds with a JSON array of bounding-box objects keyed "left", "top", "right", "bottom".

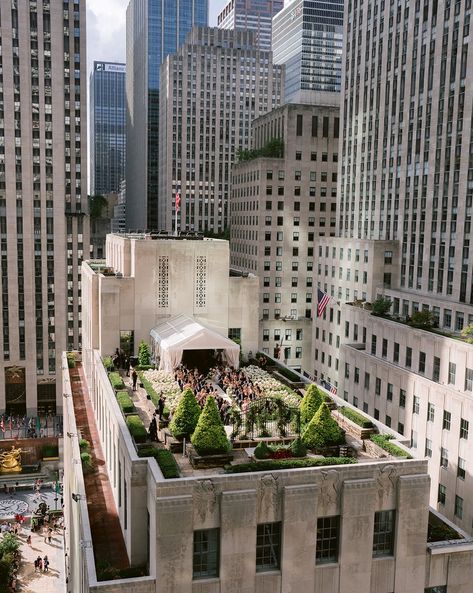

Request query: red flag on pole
[{"left": 175, "top": 189, "right": 181, "bottom": 213}]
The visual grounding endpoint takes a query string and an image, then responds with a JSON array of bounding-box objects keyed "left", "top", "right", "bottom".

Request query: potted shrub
[
  {"left": 300, "top": 384, "right": 324, "bottom": 427},
  {"left": 138, "top": 340, "right": 151, "bottom": 367},
  {"left": 169, "top": 388, "right": 201, "bottom": 440},
  {"left": 302, "top": 403, "right": 344, "bottom": 450}
]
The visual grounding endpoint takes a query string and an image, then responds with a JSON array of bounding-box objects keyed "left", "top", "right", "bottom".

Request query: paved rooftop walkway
[{"left": 70, "top": 363, "right": 129, "bottom": 572}]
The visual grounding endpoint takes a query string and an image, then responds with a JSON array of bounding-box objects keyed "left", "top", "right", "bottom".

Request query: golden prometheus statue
[{"left": 0, "top": 445, "right": 22, "bottom": 473}]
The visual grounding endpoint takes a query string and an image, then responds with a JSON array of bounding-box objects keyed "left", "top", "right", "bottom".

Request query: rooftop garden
[{"left": 236, "top": 137, "right": 284, "bottom": 162}]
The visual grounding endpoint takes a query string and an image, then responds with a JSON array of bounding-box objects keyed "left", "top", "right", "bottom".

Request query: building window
[
  {"left": 387, "top": 383, "right": 393, "bottom": 401},
  {"left": 438, "top": 484, "right": 446, "bottom": 505},
  {"left": 433, "top": 357, "right": 440, "bottom": 382},
  {"left": 427, "top": 403, "right": 435, "bottom": 422},
  {"left": 454, "top": 495, "right": 463, "bottom": 519},
  {"left": 393, "top": 342, "right": 399, "bottom": 363},
  {"left": 228, "top": 328, "right": 241, "bottom": 341},
  {"left": 398, "top": 422, "right": 404, "bottom": 435},
  {"left": 382, "top": 339, "right": 388, "bottom": 358},
  {"left": 405, "top": 347, "right": 412, "bottom": 368},
  {"left": 443, "top": 410, "right": 451, "bottom": 430},
  {"left": 296, "top": 114, "right": 303, "bottom": 136},
  {"left": 375, "top": 377, "right": 381, "bottom": 396},
  {"left": 419, "top": 351, "right": 426, "bottom": 374},
  {"left": 425, "top": 587, "right": 447, "bottom": 593},
  {"left": 448, "top": 362, "right": 456, "bottom": 384},
  {"left": 256, "top": 522, "right": 281, "bottom": 572},
  {"left": 460, "top": 418, "right": 469, "bottom": 439},
  {"left": 465, "top": 368, "right": 473, "bottom": 392},
  {"left": 440, "top": 448, "right": 448, "bottom": 468},
  {"left": 316, "top": 516, "right": 340, "bottom": 565},
  {"left": 364, "top": 372, "right": 370, "bottom": 390},
  {"left": 399, "top": 389, "right": 406, "bottom": 408},
  {"left": 193, "top": 529, "right": 219, "bottom": 580},
  {"left": 413, "top": 396, "right": 420, "bottom": 414},
  {"left": 425, "top": 439, "right": 432, "bottom": 457},
  {"left": 457, "top": 457, "right": 466, "bottom": 480},
  {"left": 371, "top": 335, "right": 377, "bottom": 355},
  {"left": 373, "top": 511, "right": 395, "bottom": 557}
]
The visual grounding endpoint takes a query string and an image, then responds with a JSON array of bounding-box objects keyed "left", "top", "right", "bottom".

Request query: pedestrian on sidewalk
[
  {"left": 132, "top": 369, "right": 138, "bottom": 391},
  {"left": 43, "top": 555, "right": 49, "bottom": 572},
  {"left": 26, "top": 534, "right": 32, "bottom": 546},
  {"left": 35, "top": 556, "right": 41, "bottom": 572},
  {"left": 47, "top": 527, "right": 52, "bottom": 544},
  {"left": 157, "top": 394, "right": 165, "bottom": 420}
]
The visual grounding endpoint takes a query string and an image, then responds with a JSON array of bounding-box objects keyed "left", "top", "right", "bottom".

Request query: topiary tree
[
  {"left": 138, "top": 340, "right": 151, "bottom": 367},
  {"left": 169, "top": 388, "right": 201, "bottom": 440},
  {"left": 290, "top": 437, "right": 307, "bottom": 458},
  {"left": 461, "top": 323, "right": 473, "bottom": 344},
  {"left": 300, "top": 384, "right": 324, "bottom": 427},
  {"left": 254, "top": 441, "right": 271, "bottom": 459},
  {"left": 191, "top": 396, "right": 230, "bottom": 455},
  {"left": 302, "top": 403, "right": 344, "bottom": 449},
  {"left": 409, "top": 310, "right": 435, "bottom": 329}
]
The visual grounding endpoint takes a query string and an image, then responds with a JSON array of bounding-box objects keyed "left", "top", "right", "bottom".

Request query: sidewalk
[{"left": 16, "top": 524, "right": 65, "bottom": 593}]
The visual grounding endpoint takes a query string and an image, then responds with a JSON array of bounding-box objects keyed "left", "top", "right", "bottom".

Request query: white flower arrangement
[{"left": 142, "top": 369, "right": 182, "bottom": 411}]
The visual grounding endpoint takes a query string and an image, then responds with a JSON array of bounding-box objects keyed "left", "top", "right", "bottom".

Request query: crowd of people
[{"left": 214, "top": 366, "right": 262, "bottom": 412}]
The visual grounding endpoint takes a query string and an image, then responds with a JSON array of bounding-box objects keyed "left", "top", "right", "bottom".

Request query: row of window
[{"left": 192, "top": 511, "right": 395, "bottom": 579}]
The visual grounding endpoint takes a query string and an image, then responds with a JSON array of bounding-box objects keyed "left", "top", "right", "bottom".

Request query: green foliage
[
  {"left": 276, "top": 366, "right": 301, "bottom": 383},
  {"left": 162, "top": 406, "right": 170, "bottom": 419},
  {"left": 138, "top": 341, "right": 151, "bottom": 367},
  {"left": 80, "top": 451, "right": 94, "bottom": 473},
  {"left": 138, "top": 371, "right": 159, "bottom": 406},
  {"left": 169, "top": 388, "right": 201, "bottom": 440},
  {"left": 302, "top": 403, "right": 344, "bottom": 449},
  {"left": 0, "top": 533, "right": 20, "bottom": 556},
  {"left": 371, "top": 296, "right": 392, "bottom": 317},
  {"left": 254, "top": 441, "right": 272, "bottom": 459},
  {"left": 409, "top": 310, "right": 436, "bottom": 329},
  {"left": 88, "top": 194, "right": 108, "bottom": 219},
  {"left": 138, "top": 446, "right": 180, "bottom": 478},
  {"left": 370, "top": 434, "right": 412, "bottom": 458},
  {"left": 236, "top": 137, "right": 284, "bottom": 162},
  {"left": 102, "top": 356, "right": 114, "bottom": 371},
  {"left": 0, "top": 557, "right": 11, "bottom": 589},
  {"left": 109, "top": 372, "right": 125, "bottom": 391},
  {"left": 67, "top": 352, "right": 76, "bottom": 368},
  {"left": 339, "top": 407, "right": 374, "bottom": 428},
  {"left": 42, "top": 443, "right": 59, "bottom": 458},
  {"left": 225, "top": 457, "right": 356, "bottom": 473},
  {"left": 461, "top": 323, "right": 473, "bottom": 344},
  {"left": 300, "top": 384, "right": 324, "bottom": 427},
  {"left": 116, "top": 390, "right": 135, "bottom": 414},
  {"left": 126, "top": 414, "right": 148, "bottom": 443},
  {"left": 79, "top": 438, "right": 90, "bottom": 452},
  {"left": 191, "top": 396, "right": 230, "bottom": 455},
  {"left": 290, "top": 437, "right": 307, "bottom": 457}
]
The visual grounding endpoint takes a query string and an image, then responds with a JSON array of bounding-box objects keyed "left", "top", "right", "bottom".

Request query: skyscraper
[
  {"left": 311, "top": 0, "right": 473, "bottom": 532},
  {"left": 0, "top": 1, "right": 88, "bottom": 415},
  {"left": 126, "top": 0, "right": 208, "bottom": 231},
  {"left": 90, "top": 61, "right": 126, "bottom": 195},
  {"left": 159, "top": 27, "right": 284, "bottom": 233},
  {"left": 217, "top": 0, "right": 283, "bottom": 51},
  {"left": 272, "top": 0, "right": 344, "bottom": 102}
]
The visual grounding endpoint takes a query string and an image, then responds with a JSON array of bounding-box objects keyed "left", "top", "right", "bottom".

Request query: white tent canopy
[{"left": 150, "top": 314, "right": 240, "bottom": 373}]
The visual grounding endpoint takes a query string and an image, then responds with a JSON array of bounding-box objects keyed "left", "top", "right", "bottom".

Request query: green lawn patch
[
  {"left": 138, "top": 371, "right": 159, "bottom": 406},
  {"left": 126, "top": 414, "right": 148, "bottom": 443},
  {"left": 109, "top": 372, "right": 125, "bottom": 391},
  {"left": 116, "top": 390, "right": 134, "bottom": 414},
  {"left": 370, "top": 434, "right": 412, "bottom": 458},
  {"left": 339, "top": 407, "right": 373, "bottom": 428},
  {"left": 225, "top": 457, "right": 356, "bottom": 473},
  {"left": 138, "top": 447, "right": 180, "bottom": 478}
]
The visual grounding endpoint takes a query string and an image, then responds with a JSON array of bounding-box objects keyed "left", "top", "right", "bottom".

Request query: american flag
[
  {"left": 328, "top": 383, "right": 337, "bottom": 395},
  {"left": 317, "top": 288, "right": 331, "bottom": 318},
  {"left": 175, "top": 188, "right": 181, "bottom": 213}
]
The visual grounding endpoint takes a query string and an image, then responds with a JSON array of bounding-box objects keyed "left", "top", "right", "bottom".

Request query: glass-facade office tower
[
  {"left": 126, "top": 0, "right": 208, "bottom": 231},
  {"left": 217, "top": 0, "right": 283, "bottom": 51},
  {"left": 272, "top": 0, "right": 343, "bottom": 102},
  {"left": 0, "top": 1, "right": 89, "bottom": 414},
  {"left": 90, "top": 62, "right": 126, "bottom": 195}
]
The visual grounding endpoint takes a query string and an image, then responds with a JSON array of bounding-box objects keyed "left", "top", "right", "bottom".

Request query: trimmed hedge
[
  {"left": 225, "top": 457, "right": 356, "bottom": 473},
  {"left": 138, "top": 447, "right": 180, "bottom": 478},
  {"left": 126, "top": 414, "right": 148, "bottom": 443},
  {"left": 169, "top": 388, "right": 201, "bottom": 440},
  {"left": 191, "top": 396, "right": 230, "bottom": 455},
  {"left": 109, "top": 372, "right": 125, "bottom": 391},
  {"left": 339, "top": 406, "right": 373, "bottom": 428},
  {"left": 302, "top": 403, "right": 344, "bottom": 449},
  {"left": 116, "top": 390, "right": 134, "bottom": 414},
  {"left": 42, "top": 443, "right": 59, "bottom": 458},
  {"left": 138, "top": 372, "right": 159, "bottom": 406},
  {"left": 300, "top": 384, "right": 324, "bottom": 427},
  {"left": 370, "top": 434, "right": 412, "bottom": 459}
]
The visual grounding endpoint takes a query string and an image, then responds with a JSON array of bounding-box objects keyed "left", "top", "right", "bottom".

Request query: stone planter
[
  {"left": 187, "top": 444, "right": 234, "bottom": 469},
  {"left": 331, "top": 410, "right": 376, "bottom": 440},
  {"left": 162, "top": 428, "right": 187, "bottom": 453}
]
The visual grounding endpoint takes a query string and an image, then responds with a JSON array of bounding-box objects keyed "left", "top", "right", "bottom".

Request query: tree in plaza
[
  {"left": 169, "top": 388, "right": 201, "bottom": 440},
  {"left": 191, "top": 396, "right": 230, "bottom": 455},
  {"left": 302, "top": 403, "right": 344, "bottom": 449},
  {"left": 138, "top": 340, "right": 151, "bottom": 367}
]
